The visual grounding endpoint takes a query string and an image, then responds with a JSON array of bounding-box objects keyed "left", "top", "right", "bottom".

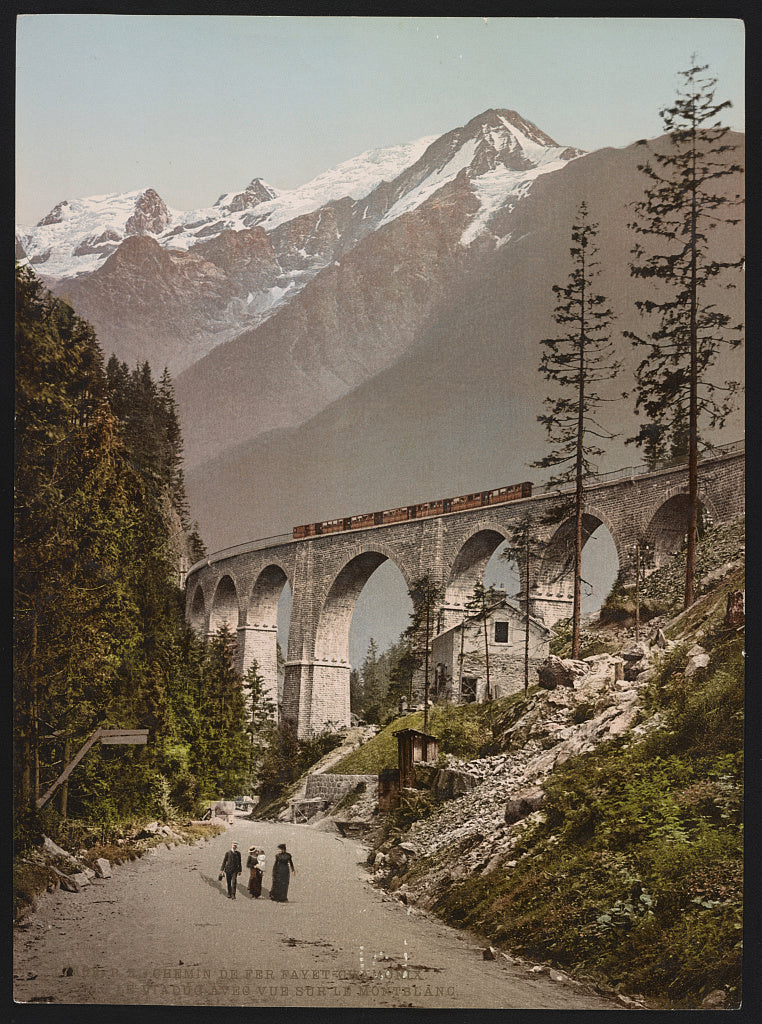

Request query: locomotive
[{"left": 293, "top": 481, "right": 532, "bottom": 539}]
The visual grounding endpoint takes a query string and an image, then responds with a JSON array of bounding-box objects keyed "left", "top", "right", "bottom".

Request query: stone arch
[
  {"left": 314, "top": 549, "right": 409, "bottom": 664},
  {"left": 188, "top": 583, "right": 207, "bottom": 635},
  {"left": 535, "top": 509, "right": 620, "bottom": 599},
  {"left": 246, "top": 562, "right": 291, "bottom": 628},
  {"left": 208, "top": 574, "right": 240, "bottom": 634},
  {"left": 643, "top": 488, "right": 718, "bottom": 569},
  {"left": 443, "top": 526, "right": 508, "bottom": 611},
  {"left": 580, "top": 504, "right": 623, "bottom": 562}
]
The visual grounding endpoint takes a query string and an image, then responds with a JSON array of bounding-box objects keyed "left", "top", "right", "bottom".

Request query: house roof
[
  {"left": 434, "top": 597, "right": 552, "bottom": 641},
  {"left": 391, "top": 728, "right": 439, "bottom": 742}
]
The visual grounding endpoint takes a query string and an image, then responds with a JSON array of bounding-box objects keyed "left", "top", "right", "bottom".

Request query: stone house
[{"left": 430, "top": 597, "right": 552, "bottom": 703}]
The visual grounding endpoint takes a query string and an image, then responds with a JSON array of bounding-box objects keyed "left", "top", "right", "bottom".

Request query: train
[{"left": 293, "top": 480, "right": 533, "bottom": 539}]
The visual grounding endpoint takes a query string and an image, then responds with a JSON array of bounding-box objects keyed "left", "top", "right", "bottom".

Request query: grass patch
[{"left": 333, "top": 690, "right": 538, "bottom": 776}]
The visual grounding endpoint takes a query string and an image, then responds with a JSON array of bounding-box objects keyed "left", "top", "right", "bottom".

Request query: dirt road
[{"left": 14, "top": 817, "right": 621, "bottom": 1009}]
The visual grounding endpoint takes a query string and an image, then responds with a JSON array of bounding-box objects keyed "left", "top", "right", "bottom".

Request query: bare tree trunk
[
  {"left": 60, "top": 734, "right": 71, "bottom": 818},
  {"left": 482, "top": 595, "right": 491, "bottom": 700},
  {"left": 524, "top": 534, "right": 531, "bottom": 693},
  {"left": 423, "top": 603, "right": 430, "bottom": 735},
  {"left": 32, "top": 617, "right": 40, "bottom": 808},
  {"left": 573, "top": 270, "right": 587, "bottom": 660},
  {"left": 685, "top": 138, "right": 699, "bottom": 609},
  {"left": 458, "top": 616, "right": 465, "bottom": 699}
]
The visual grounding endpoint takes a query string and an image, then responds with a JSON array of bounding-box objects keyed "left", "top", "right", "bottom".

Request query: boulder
[
  {"left": 652, "top": 628, "right": 667, "bottom": 648},
  {"left": 537, "top": 656, "right": 587, "bottom": 690},
  {"left": 41, "top": 836, "right": 82, "bottom": 870},
  {"left": 94, "top": 857, "right": 112, "bottom": 879},
  {"left": 701, "top": 989, "right": 727, "bottom": 1008},
  {"left": 577, "top": 654, "right": 624, "bottom": 693},
  {"left": 71, "top": 872, "right": 91, "bottom": 889},
  {"left": 50, "top": 867, "right": 81, "bottom": 893},
  {"left": 622, "top": 640, "right": 650, "bottom": 663},
  {"left": 505, "top": 785, "right": 545, "bottom": 825},
  {"left": 621, "top": 641, "right": 651, "bottom": 681},
  {"left": 386, "top": 846, "right": 409, "bottom": 869},
  {"left": 606, "top": 707, "right": 639, "bottom": 738},
  {"left": 684, "top": 645, "right": 710, "bottom": 678},
  {"left": 483, "top": 852, "right": 505, "bottom": 875}
]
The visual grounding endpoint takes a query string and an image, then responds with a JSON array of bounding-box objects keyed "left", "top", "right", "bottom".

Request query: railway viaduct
[{"left": 185, "top": 443, "right": 744, "bottom": 738}]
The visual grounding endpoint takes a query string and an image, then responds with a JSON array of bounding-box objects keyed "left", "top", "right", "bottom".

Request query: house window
[
  {"left": 461, "top": 676, "right": 477, "bottom": 703},
  {"left": 494, "top": 621, "right": 510, "bottom": 644}
]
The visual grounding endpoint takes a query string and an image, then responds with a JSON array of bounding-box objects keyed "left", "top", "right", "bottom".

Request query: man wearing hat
[{"left": 219, "top": 840, "right": 242, "bottom": 899}]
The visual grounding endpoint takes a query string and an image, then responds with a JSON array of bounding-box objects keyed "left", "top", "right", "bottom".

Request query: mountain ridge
[
  {"left": 183, "top": 132, "right": 744, "bottom": 551},
  {"left": 18, "top": 109, "right": 582, "bottom": 378}
]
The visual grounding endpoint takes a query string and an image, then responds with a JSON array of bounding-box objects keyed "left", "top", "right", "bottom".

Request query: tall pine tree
[
  {"left": 533, "top": 202, "right": 620, "bottom": 658},
  {"left": 627, "top": 58, "right": 743, "bottom": 607}
]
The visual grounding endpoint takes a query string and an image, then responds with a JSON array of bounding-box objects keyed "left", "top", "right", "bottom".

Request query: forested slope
[{"left": 14, "top": 266, "right": 251, "bottom": 846}]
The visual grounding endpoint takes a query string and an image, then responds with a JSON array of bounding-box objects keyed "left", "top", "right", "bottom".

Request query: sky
[{"left": 15, "top": 15, "right": 745, "bottom": 226}]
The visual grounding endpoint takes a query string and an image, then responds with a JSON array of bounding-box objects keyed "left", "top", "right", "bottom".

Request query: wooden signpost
[{"left": 36, "top": 728, "right": 149, "bottom": 810}]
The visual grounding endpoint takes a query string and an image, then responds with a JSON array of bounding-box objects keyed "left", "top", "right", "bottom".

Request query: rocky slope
[{"left": 366, "top": 648, "right": 660, "bottom": 899}]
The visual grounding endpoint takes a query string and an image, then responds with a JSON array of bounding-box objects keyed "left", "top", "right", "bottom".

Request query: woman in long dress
[
  {"left": 247, "top": 847, "right": 263, "bottom": 898},
  {"left": 270, "top": 843, "right": 295, "bottom": 902}
]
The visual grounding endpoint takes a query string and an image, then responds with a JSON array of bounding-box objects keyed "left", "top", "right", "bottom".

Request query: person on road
[
  {"left": 219, "top": 841, "right": 242, "bottom": 899},
  {"left": 247, "top": 846, "right": 264, "bottom": 898},
  {"left": 270, "top": 843, "right": 296, "bottom": 902}
]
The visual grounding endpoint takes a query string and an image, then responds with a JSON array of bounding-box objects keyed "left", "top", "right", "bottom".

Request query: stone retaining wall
[{"left": 304, "top": 773, "right": 378, "bottom": 801}]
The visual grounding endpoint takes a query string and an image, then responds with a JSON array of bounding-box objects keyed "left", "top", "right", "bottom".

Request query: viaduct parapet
[{"left": 185, "top": 444, "right": 744, "bottom": 738}]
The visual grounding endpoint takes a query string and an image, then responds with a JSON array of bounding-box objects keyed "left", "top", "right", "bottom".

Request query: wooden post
[{"left": 36, "top": 729, "right": 149, "bottom": 810}]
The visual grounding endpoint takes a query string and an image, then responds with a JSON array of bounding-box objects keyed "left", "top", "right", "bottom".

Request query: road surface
[{"left": 14, "top": 817, "right": 622, "bottom": 1009}]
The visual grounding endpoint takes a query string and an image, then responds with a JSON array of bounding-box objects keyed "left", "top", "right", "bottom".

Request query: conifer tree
[
  {"left": 360, "top": 638, "right": 387, "bottom": 724},
  {"left": 403, "top": 575, "right": 445, "bottom": 730},
  {"left": 242, "top": 659, "right": 278, "bottom": 787},
  {"left": 500, "top": 514, "right": 545, "bottom": 693},
  {"left": 385, "top": 639, "right": 418, "bottom": 713},
  {"left": 14, "top": 267, "right": 235, "bottom": 830},
  {"left": 192, "top": 626, "right": 250, "bottom": 797},
  {"left": 627, "top": 58, "right": 743, "bottom": 607},
  {"left": 533, "top": 202, "right": 620, "bottom": 658},
  {"left": 464, "top": 582, "right": 500, "bottom": 701}
]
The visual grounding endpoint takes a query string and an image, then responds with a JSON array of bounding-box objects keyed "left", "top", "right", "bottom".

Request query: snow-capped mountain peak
[
  {"left": 376, "top": 107, "right": 583, "bottom": 233},
  {"left": 214, "top": 178, "right": 279, "bottom": 212},
  {"left": 15, "top": 108, "right": 588, "bottom": 377},
  {"left": 16, "top": 134, "right": 438, "bottom": 281}
]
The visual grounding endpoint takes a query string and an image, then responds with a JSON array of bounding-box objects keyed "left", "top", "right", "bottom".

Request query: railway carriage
[{"left": 292, "top": 481, "right": 532, "bottom": 539}]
